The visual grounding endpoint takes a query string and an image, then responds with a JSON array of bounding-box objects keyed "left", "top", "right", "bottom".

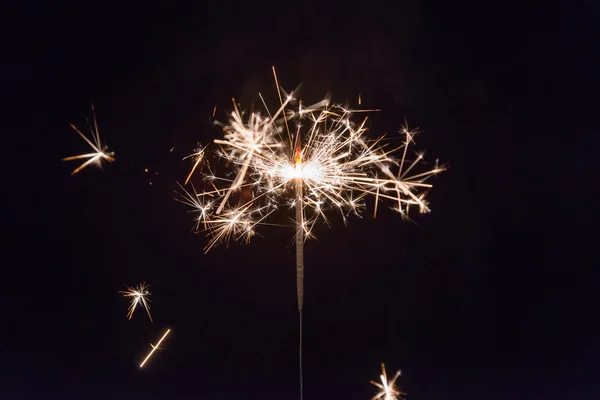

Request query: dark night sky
[{"left": 2, "top": 1, "right": 598, "bottom": 399}]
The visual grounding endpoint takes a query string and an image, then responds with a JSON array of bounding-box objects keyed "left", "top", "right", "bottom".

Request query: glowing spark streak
[
  {"left": 373, "top": 185, "right": 381, "bottom": 218},
  {"left": 399, "top": 154, "right": 422, "bottom": 179},
  {"left": 139, "top": 328, "right": 171, "bottom": 368},
  {"left": 62, "top": 153, "right": 101, "bottom": 160},
  {"left": 273, "top": 66, "right": 293, "bottom": 145},
  {"left": 397, "top": 125, "right": 415, "bottom": 179},
  {"left": 183, "top": 144, "right": 206, "bottom": 185}
]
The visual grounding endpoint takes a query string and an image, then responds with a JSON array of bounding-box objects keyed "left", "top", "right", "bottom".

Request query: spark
[
  {"left": 62, "top": 104, "right": 115, "bottom": 175},
  {"left": 183, "top": 143, "right": 207, "bottom": 185},
  {"left": 178, "top": 75, "right": 444, "bottom": 253},
  {"left": 140, "top": 328, "right": 171, "bottom": 368},
  {"left": 370, "top": 363, "right": 404, "bottom": 400},
  {"left": 120, "top": 283, "right": 153, "bottom": 322}
]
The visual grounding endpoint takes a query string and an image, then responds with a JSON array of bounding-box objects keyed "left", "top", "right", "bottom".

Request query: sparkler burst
[
  {"left": 370, "top": 363, "right": 405, "bottom": 400},
  {"left": 62, "top": 104, "right": 115, "bottom": 175},
  {"left": 121, "top": 282, "right": 153, "bottom": 322},
  {"left": 179, "top": 72, "right": 444, "bottom": 257}
]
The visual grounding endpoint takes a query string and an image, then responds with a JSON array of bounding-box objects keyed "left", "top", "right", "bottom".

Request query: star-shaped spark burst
[
  {"left": 62, "top": 104, "right": 115, "bottom": 175},
  {"left": 120, "top": 282, "right": 153, "bottom": 322},
  {"left": 370, "top": 363, "right": 404, "bottom": 400}
]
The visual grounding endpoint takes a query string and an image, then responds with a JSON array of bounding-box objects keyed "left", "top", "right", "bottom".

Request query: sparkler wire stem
[
  {"left": 295, "top": 175, "right": 304, "bottom": 400},
  {"left": 299, "top": 308, "right": 303, "bottom": 400},
  {"left": 296, "top": 178, "right": 304, "bottom": 312}
]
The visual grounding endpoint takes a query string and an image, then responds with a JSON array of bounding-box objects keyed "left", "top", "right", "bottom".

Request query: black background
[{"left": 3, "top": 1, "right": 598, "bottom": 399}]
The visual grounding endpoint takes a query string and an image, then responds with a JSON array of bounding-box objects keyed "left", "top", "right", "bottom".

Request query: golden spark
[
  {"left": 139, "top": 328, "right": 171, "bottom": 368},
  {"left": 120, "top": 282, "right": 153, "bottom": 322},
  {"left": 183, "top": 143, "right": 207, "bottom": 185},
  {"left": 62, "top": 104, "right": 115, "bottom": 175}
]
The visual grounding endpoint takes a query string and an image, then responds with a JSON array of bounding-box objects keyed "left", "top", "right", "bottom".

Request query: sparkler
[
  {"left": 121, "top": 283, "right": 153, "bottom": 322},
  {"left": 370, "top": 363, "right": 404, "bottom": 400},
  {"left": 140, "top": 328, "right": 171, "bottom": 368},
  {"left": 178, "top": 67, "right": 444, "bottom": 400},
  {"left": 62, "top": 104, "right": 115, "bottom": 175}
]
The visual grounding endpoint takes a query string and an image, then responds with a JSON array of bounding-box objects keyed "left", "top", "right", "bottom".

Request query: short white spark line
[{"left": 139, "top": 328, "right": 171, "bottom": 368}]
